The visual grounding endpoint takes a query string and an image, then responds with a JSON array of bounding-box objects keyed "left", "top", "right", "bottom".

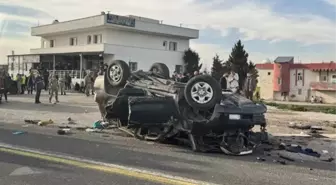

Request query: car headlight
[{"left": 229, "top": 114, "right": 241, "bottom": 120}]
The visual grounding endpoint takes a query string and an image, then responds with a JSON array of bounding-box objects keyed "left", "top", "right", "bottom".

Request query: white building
[{"left": 7, "top": 12, "right": 199, "bottom": 83}]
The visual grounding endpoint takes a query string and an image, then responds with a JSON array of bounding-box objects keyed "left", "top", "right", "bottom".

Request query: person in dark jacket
[
  {"left": 3, "top": 72, "right": 11, "bottom": 102},
  {"left": 43, "top": 70, "right": 49, "bottom": 91},
  {"left": 35, "top": 73, "right": 44, "bottom": 104},
  {"left": 27, "top": 72, "right": 35, "bottom": 94},
  {"left": 180, "top": 72, "right": 190, "bottom": 83},
  {"left": 219, "top": 73, "right": 228, "bottom": 90}
]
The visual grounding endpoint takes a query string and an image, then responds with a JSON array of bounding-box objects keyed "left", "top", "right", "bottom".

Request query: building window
[
  {"left": 25, "top": 63, "right": 28, "bottom": 71},
  {"left": 297, "top": 73, "right": 302, "bottom": 80},
  {"left": 93, "top": 34, "right": 102, "bottom": 44},
  {"left": 10, "top": 62, "right": 14, "bottom": 71},
  {"left": 298, "top": 89, "right": 302, "bottom": 95},
  {"left": 87, "top": 35, "right": 92, "bottom": 44},
  {"left": 42, "top": 40, "right": 47, "bottom": 48},
  {"left": 129, "top": 62, "right": 138, "bottom": 72},
  {"left": 69, "top": 37, "right": 77, "bottom": 46},
  {"left": 163, "top": 41, "right": 167, "bottom": 47},
  {"left": 277, "top": 77, "right": 282, "bottom": 85},
  {"left": 50, "top": 40, "right": 55, "bottom": 48},
  {"left": 169, "top": 41, "right": 177, "bottom": 51},
  {"left": 175, "top": 65, "right": 183, "bottom": 74},
  {"left": 321, "top": 76, "right": 327, "bottom": 82},
  {"left": 267, "top": 72, "right": 271, "bottom": 75}
]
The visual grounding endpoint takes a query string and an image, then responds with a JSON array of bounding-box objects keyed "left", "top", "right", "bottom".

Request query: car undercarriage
[{"left": 95, "top": 60, "right": 268, "bottom": 155}]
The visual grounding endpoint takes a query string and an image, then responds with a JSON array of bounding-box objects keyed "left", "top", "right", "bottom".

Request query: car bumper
[{"left": 190, "top": 104, "right": 266, "bottom": 136}]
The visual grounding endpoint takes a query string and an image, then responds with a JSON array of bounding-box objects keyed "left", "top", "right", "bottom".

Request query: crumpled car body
[{"left": 94, "top": 60, "right": 268, "bottom": 155}]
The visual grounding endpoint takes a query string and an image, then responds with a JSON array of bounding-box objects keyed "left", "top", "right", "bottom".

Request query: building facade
[
  {"left": 7, "top": 12, "right": 199, "bottom": 82},
  {"left": 256, "top": 57, "right": 336, "bottom": 103}
]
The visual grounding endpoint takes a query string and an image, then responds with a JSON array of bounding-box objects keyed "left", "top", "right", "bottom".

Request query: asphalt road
[
  {"left": 0, "top": 123, "right": 335, "bottom": 185},
  {"left": 0, "top": 152, "right": 160, "bottom": 185}
]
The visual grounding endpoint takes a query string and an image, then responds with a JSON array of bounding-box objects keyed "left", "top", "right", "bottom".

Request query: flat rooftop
[{"left": 31, "top": 12, "right": 199, "bottom": 39}]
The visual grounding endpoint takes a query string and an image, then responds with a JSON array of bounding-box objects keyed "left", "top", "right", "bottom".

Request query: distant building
[
  {"left": 256, "top": 57, "right": 336, "bottom": 103},
  {"left": 7, "top": 12, "right": 199, "bottom": 83}
]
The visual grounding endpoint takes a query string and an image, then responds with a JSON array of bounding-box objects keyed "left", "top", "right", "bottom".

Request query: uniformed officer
[
  {"left": 48, "top": 73, "right": 52, "bottom": 95},
  {"left": 59, "top": 76, "right": 66, "bottom": 95},
  {"left": 49, "top": 74, "right": 59, "bottom": 103},
  {"left": 84, "top": 71, "right": 93, "bottom": 97}
]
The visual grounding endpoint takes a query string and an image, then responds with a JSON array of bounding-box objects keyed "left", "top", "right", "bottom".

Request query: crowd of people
[
  {"left": 0, "top": 68, "right": 98, "bottom": 104},
  {"left": 171, "top": 69, "right": 258, "bottom": 101}
]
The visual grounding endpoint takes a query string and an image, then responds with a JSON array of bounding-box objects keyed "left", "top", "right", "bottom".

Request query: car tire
[
  {"left": 149, "top": 63, "right": 170, "bottom": 79},
  {"left": 107, "top": 60, "right": 130, "bottom": 87},
  {"left": 184, "top": 75, "right": 221, "bottom": 110}
]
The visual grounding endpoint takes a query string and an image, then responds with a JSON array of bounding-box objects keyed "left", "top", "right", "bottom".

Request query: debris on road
[
  {"left": 24, "top": 119, "right": 40, "bottom": 125},
  {"left": 288, "top": 122, "right": 311, "bottom": 130},
  {"left": 38, "top": 119, "right": 54, "bottom": 126},
  {"left": 13, "top": 131, "right": 26, "bottom": 135},
  {"left": 321, "top": 157, "right": 334, "bottom": 162},
  {"left": 256, "top": 157, "right": 266, "bottom": 162},
  {"left": 310, "top": 126, "right": 323, "bottom": 130},
  {"left": 85, "top": 128, "right": 103, "bottom": 133},
  {"left": 278, "top": 152, "right": 296, "bottom": 162},
  {"left": 57, "top": 129, "right": 71, "bottom": 135}
]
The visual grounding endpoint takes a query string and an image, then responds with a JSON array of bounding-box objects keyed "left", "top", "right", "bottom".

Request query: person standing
[
  {"left": 21, "top": 75, "right": 26, "bottom": 94},
  {"left": 91, "top": 71, "right": 97, "bottom": 95},
  {"left": 243, "top": 72, "right": 257, "bottom": 100},
  {"left": 34, "top": 73, "right": 44, "bottom": 104},
  {"left": 27, "top": 72, "right": 35, "bottom": 94},
  {"left": 59, "top": 76, "right": 66, "bottom": 95},
  {"left": 3, "top": 72, "right": 11, "bottom": 102},
  {"left": 219, "top": 73, "right": 228, "bottom": 90},
  {"left": 16, "top": 74, "right": 22, "bottom": 94},
  {"left": 43, "top": 70, "right": 49, "bottom": 91},
  {"left": 84, "top": 71, "right": 93, "bottom": 96},
  {"left": 49, "top": 74, "right": 59, "bottom": 103},
  {"left": 227, "top": 70, "right": 239, "bottom": 93},
  {"left": 48, "top": 73, "right": 52, "bottom": 95}
]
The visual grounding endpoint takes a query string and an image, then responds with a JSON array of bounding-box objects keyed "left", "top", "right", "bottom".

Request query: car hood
[{"left": 219, "top": 93, "right": 267, "bottom": 114}]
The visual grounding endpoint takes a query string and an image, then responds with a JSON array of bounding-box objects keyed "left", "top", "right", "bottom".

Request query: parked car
[{"left": 94, "top": 60, "right": 268, "bottom": 155}]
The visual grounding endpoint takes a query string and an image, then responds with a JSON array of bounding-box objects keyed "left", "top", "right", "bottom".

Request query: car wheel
[
  {"left": 149, "top": 63, "right": 170, "bottom": 79},
  {"left": 107, "top": 60, "right": 130, "bottom": 87},
  {"left": 184, "top": 75, "right": 221, "bottom": 110}
]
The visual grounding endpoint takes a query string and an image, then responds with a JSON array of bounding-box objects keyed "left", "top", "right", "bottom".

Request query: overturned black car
[{"left": 96, "top": 60, "right": 268, "bottom": 155}]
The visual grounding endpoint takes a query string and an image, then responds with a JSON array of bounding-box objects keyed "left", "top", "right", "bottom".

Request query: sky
[{"left": 0, "top": 0, "right": 335, "bottom": 70}]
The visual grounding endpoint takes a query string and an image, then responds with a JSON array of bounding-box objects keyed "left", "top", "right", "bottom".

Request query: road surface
[
  {"left": 0, "top": 123, "right": 335, "bottom": 185},
  {"left": 0, "top": 151, "right": 160, "bottom": 185}
]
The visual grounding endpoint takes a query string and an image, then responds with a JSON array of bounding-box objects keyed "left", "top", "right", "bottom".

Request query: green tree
[
  {"left": 248, "top": 61, "right": 258, "bottom": 78},
  {"left": 226, "top": 40, "right": 249, "bottom": 90},
  {"left": 183, "top": 48, "right": 202, "bottom": 74},
  {"left": 211, "top": 54, "right": 224, "bottom": 80}
]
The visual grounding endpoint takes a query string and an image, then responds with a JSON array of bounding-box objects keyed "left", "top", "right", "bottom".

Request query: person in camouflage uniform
[
  {"left": 84, "top": 71, "right": 93, "bottom": 97},
  {"left": 48, "top": 73, "right": 53, "bottom": 95},
  {"left": 59, "top": 76, "right": 66, "bottom": 95},
  {"left": 49, "top": 74, "right": 59, "bottom": 103}
]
